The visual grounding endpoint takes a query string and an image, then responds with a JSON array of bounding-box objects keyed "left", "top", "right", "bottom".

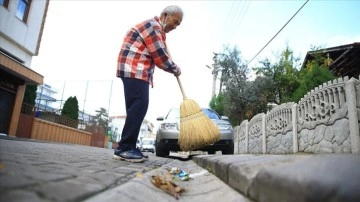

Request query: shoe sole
[{"left": 113, "top": 154, "right": 145, "bottom": 163}]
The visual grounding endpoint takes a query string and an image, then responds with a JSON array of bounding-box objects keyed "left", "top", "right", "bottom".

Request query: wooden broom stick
[{"left": 176, "top": 76, "right": 187, "bottom": 99}]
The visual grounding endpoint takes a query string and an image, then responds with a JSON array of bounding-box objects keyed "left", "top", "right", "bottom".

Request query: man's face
[{"left": 163, "top": 13, "right": 182, "bottom": 33}]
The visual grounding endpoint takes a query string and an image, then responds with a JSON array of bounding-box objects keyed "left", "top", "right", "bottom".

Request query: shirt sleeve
[{"left": 143, "top": 29, "right": 178, "bottom": 73}]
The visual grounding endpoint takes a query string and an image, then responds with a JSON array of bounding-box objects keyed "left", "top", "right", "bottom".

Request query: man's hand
[{"left": 174, "top": 66, "right": 181, "bottom": 76}]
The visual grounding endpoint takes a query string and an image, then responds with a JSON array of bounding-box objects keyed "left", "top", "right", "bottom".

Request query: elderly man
[{"left": 114, "top": 5, "right": 183, "bottom": 162}]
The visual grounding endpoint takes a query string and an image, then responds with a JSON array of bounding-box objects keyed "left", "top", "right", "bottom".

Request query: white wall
[{"left": 0, "top": 0, "right": 47, "bottom": 66}]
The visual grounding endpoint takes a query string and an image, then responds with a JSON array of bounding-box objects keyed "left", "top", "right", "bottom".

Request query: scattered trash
[
  {"left": 136, "top": 172, "right": 143, "bottom": 178},
  {"left": 169, "top": 167, "right": 181, "bottom": 175},
  {"left": 150, "top": 166, "right": 210, "bottom": 199},
  {"left": 151, "top": 175, "right": 185, "bottom": 200},
  {"left": 169, "top": 167, "right": 190, "bottom": 181},
  {"left": 189, "top": 170, "right": 209, "bottom": 178}
]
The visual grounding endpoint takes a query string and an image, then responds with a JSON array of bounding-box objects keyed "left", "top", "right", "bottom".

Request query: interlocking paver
[{"left": 0, "top": 137, "right": 175, "bottom": 202}]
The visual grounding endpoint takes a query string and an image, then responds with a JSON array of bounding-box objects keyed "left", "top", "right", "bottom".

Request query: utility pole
[
  {"left": 206, "top": 64, "right": 217, "bottom": 98},
  {"left": 212, "top": 53, "right": 220, "bottom": 97},
  {"left": 59, "top": 81, "right": 66, "bottom": 113},
  {"left": 82, "top": 80, "right": 89, "bottom": 122},
  {"left": 206, "top": 52, "right": 220, "bottom": 98}
]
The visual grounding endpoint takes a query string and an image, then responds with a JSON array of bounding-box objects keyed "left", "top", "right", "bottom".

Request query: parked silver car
[
  {"left": 141, "top": 138, "right": 155, "bottom": 153},
  {"left": 155, "top": 108, "right": 234, "bottom": 157}
]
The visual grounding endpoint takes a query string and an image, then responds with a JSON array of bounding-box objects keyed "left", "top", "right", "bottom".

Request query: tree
[
  {"left": 254, "top": 46, "right": 301, "bottom": 104},
  {"left": 244, "top": 76, "right": 274, "bottom": 119},
  {"left": 212, "top": 45, "right": 250, "bottom": 125},
  {"left": 92, "top": 107, "right": 109, "bottom": 132},
  {"left": 292, "top": 48, "right": 335, "bottom": 102},
  {"left": 209, "top": 92, "right": 225, "bottom": 116},
  {"left": 23, "top": 85, "right": 37, "bottom": 106},
  {"left": 61, "top": 96, "right": 79, "bottom": 120}
]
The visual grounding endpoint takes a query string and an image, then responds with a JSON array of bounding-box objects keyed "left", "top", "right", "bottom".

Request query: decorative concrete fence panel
[
  {"left": 233, "top": 126, "right": 240, "bottom": 154},
  {"left": 266, "top": 102, "right": 294, "bottom": 154},
  {"left": 234, "top": 120, "right": 248, "bottom": 154},
  {"left": 235, "top": 75, "right": 360, "bottom": 154},
  {"left": 247, "top": 113, "right": 265, "bottom": 154},
  {"left": 297, "top": 77, "right": 351, "bottom": 153}
]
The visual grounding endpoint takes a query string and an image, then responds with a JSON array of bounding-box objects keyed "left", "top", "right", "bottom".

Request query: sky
[{"left": 30, "top": 0, "right": 360, "bottom": 129}]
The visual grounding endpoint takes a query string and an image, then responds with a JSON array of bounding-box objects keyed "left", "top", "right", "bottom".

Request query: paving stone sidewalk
[
  {"left": 0, "top": 137, "right": 174, "bottom": 202},
  {"left": 0, "top": 137, "right": 250, "bottom": 202},
  {"left": 2, "top": 136, "right": 359, "bottom": 202}
]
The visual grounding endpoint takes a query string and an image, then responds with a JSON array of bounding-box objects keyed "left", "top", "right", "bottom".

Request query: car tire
[
  {"left": 207, "top": 150, "right": 216, "bottom": 154},
  {"left": 222, "top": 149, "right": 234, "bottom": 155},
  {"left": 155, "top": 144, "right": 169, "bottom": 157},
  {"left": 222, "top": 142, "right": 234, "bottom": 155}
]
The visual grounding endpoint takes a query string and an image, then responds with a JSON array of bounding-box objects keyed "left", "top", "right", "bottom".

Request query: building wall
[
  {"left": 0, "top": 0, "right": 49, "bottom": 136},
  {"left": 109, "top": 116, "right": 154, "bottom": 142},
  {"left": 35, "top": 83, "right": 58, "bottom": 111},
  {"left": 0, "top": 0, "right": 48, "bottom": 65}
]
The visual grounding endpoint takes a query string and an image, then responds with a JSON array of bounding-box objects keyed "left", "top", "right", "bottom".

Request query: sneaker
[
  {"left": 113, "top": 149, "right": 145, "bottom": 163},
  {"left": 135, "top": 148, "right": 149, "bottom": 159}
]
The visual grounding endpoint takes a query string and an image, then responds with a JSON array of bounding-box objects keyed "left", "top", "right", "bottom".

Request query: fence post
[
  {"left": 262, "top": 114, "right": 266, "bottom": 154},
  {"left": 345, "top": 78, "right": 360, "bottom": 153},
  {"left": 292, "top": 103, "right": 298, "bottom": 153},
  {"left": 233, "top": 126, "right": 239, "bottom": 154},
  {"left": 245, "top": 121, "right": 249, "bottom": 154}
]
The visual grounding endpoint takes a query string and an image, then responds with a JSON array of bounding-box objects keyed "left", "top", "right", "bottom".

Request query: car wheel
[
  {"left": 222, "top": 142, "right": 234, "bottom": 155},
  {"left": 207, "top": 150, "right": 216, "bottom": 154},
  {"left": 155, "top": 144, "right": 169, "bottom": 157},
  {"left": 222, "top": 149, "right": 234, "bottom": 155}
]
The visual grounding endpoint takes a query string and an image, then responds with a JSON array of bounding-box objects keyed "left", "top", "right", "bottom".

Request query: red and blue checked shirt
[{"left": 116, "top": 16, "right": 178, "bottom": 87}]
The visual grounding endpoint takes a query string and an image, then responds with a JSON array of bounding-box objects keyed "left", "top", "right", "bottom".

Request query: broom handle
[
  {"left": 165, "top": 46, "right": 187, "bottom": 99},
  {"left": 176, "top": 76, "right": 187, "bottom": 99}
]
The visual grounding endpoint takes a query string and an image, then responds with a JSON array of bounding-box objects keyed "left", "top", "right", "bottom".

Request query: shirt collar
[{"left": 154, "top": 16, "right": 165, "bottom": 35}]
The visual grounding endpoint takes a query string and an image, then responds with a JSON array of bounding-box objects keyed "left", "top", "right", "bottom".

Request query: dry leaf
[
  {"left": 136, "top": 172, "right": 143, "bottom": 178},
  {"left": 151, "top": 175, "right": 185, "bottom": 200}
]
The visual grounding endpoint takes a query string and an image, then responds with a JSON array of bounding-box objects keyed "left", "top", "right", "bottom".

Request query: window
[
  {"left": 0, "top": 0, "right": 9, "bottom": 8},
  {"left": 16, "top": 0, "right": 31, "bottom": 22}
]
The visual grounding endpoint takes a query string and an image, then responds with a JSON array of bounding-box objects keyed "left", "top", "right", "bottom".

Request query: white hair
[{"left": 161, "top": 5, "right": 183, "bottom": 17}]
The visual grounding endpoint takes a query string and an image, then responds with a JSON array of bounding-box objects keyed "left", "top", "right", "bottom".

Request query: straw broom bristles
[{"left": 176, "top": 77, "right": 220, "bottom": 151}]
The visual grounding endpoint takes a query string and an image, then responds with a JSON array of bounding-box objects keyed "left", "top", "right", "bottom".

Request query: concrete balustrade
[{"left": 234, "top": 75, "right": 360, "bottom": 154}]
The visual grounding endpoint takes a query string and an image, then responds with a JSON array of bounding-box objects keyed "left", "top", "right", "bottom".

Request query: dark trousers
[{"left": 118, "top": 77, "right": 149, "bottom": 151}]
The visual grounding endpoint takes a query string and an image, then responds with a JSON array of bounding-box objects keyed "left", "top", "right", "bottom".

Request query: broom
[{"left": 175, "top": 76, "right": 220, "bottom": 151}]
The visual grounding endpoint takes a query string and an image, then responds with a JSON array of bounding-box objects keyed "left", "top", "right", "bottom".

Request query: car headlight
[
  {"left": 216, "top": 123, "right": 233, "bottom": 130},
  {"left": 160, "top": 123, "right": 177, "bottom": 130}
]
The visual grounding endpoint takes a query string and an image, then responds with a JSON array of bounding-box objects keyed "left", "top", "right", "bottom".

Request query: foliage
[
  {"left": 61, "top": 96, "right": 79, "bottom": 121},
  {"left": 243, "top": 76, "right": 274, "bottom": 118},
  {"left": 208, "top": 44, "right": 337, "bottom": 126},
  {"left": 23, "top": 85, "right": 37, "bottom": 106},
  {"left": 253, "top": 46, "right": 301, "bottom": 104},
  {"left": 209, "top": 93, "right": 225, "bottom": 116},
  {"left": 92, "top": 107, "right": 109, "bottom": 131},
  {"left": 292, "top": 51, "right": 336, "bottom": 102},
  {"left": 212, "top": 45, "right": 250, "bottom": 125}
]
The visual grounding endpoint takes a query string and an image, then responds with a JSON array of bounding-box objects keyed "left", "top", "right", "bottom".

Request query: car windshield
[
  {"left": 202, "top": 108, "right": 221, "bottom": 120},
  {"left": 165, "top": 108, "right": 220, "bottom": 120},
  {"left": 166, "top": 108, "right": 180, "bottom": 119}
]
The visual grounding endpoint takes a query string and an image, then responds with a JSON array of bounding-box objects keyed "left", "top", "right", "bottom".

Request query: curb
[{"left": 192, "top": 154, "right": 360, "bottom": 202}]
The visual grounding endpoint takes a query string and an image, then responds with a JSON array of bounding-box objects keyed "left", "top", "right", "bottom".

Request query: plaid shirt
[{"left": 117, "top": 16, "right": 178, "bottom": 87}]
